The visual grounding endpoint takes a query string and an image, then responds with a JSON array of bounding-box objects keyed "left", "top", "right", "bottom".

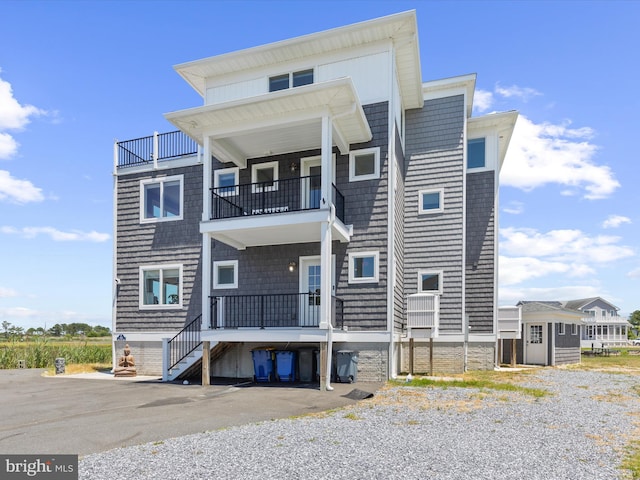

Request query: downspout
[{"left": 111, "top": 140, "right": 119, "bottom": 372}]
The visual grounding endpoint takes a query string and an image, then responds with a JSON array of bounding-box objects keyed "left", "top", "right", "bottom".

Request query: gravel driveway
[{"left": 80, "top": 368, "right": 640, "bottom": 479}]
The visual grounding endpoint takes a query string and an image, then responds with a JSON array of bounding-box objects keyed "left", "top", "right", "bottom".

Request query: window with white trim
[
  {"left": 467, "top": 138, "right": 486, "bottom": 169},
  {"left": 558, "top": 323, "right": 566, "bottom": 335},
  {"left": 349, "top": 147, "right": 380, "bottom": 182},
  {"left": 140, "top": 175, "right": 183, "bottom": 222},
  {"left": 348, "top": 251, "right": 379, "bottom": 283},
  {"left": 269, "top": 69, "right": 314, "bottom": 92},
  {"left": 140, "top": 265, "right": 182, "bottom": 309},
  {"left": 213, "top": 260, "right": 238, "bottom": 289},
  {"left": 251, "top": 161, "right": 279, "bottom": 193},
  {"left": 214, "top": 168, "right": 239, "bottom": 196},
  {"left": 417, "top": 270, "right": 443, "bottom": 294},
  {"left": 571, "top": 323, "right": 578, "bottom": 335},
  {"left": 418, "top": 189, "right": 444, "bottom": 214}
]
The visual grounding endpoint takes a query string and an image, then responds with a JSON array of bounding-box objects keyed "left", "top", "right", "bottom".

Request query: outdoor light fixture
[
  {"left": 289, "top": 162, "right": 298, "bottom": 172},
  {"left": 288, "top": 261, "right": 297, "bottom": 272}
]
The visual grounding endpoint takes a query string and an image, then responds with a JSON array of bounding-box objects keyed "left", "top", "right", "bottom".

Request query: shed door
[{"left": 527, "top": 324, "right": 546, "bottom": 365}]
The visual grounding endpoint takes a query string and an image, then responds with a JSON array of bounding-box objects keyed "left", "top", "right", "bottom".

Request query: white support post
[
  {"left": 153, "top": 131, "right": 159, "bottom": 169},
  {"left": 162, "top": 338, "right": 170, "bottom": 382},
  {"left": 202, "top": 136, "right": 212, "bottom": 331}
]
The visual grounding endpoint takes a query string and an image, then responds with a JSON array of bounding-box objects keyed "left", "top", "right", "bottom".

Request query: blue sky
[{"left": 0, "top": 0, "right": 638, "bottom": 330}]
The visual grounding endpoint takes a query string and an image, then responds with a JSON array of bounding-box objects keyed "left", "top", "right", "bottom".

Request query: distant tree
[
  {"left": 2, "top": 321, "right": 11, "bottom": 339},
  {"left": 48, "top": 324, "right": 64, "bottom": 336},
  {"left": 8, "top": 325, "right": 24, "bottom": 339},
  {"left": 87, "top": 325, "right": 111, "bottom": 337},
  {"left": 630, "top": 310, "right": 640, "bottom": 328}
]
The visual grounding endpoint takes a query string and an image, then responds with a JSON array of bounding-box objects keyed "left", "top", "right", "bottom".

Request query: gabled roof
[
  {"left": 517, "top": 301, "right": 585, "bottom": 320},
  {"left": 562, "top": 297, "right": 620, "bottom": 312},
  {"left": 173, "top": 10, "right": 423, "bottom": 109}
]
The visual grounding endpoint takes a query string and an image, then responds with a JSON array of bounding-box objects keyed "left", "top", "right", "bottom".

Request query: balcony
[
  {"left": 211, "top": 176, "right": 345, "bottom": 223},
  {"left": 116, "top": 131, "right": 197, "bottom": 169},
  {"left": 209, "top": 293, "right": 344, "bottom": 329}
]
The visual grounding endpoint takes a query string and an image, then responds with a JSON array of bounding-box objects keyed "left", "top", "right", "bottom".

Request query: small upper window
[
  {"left": 214, "top": 167, "right": 239, "bottom": 197},
  {"left": 213, "top": 260, "right": 238, "bottom": 289},
  {"left": 418, "top": 270, "right": 442, "bottom": 294},
  {"left": 251, "top": 161, "right": 279, "bottom": 193},
  {"left": 418, "top": 189, "right": 444, "bottom": 214},
  {"left": 349, "top": 147, "right": 380, "bottom": 182},
  {"left": 140, "top": 175, "right": 183, "bottom": 223},
  {"left": 269, "top": 69, "right": 314, "bottom": 92},
  {"left": 467, "top": 138, "right": 486, "bottom": 169},
  {"left": 348, "top": 251, "right": 379, "bottom": 284}
]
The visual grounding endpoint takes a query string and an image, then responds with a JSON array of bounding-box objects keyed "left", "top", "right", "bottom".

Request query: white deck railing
[
  {"left": 498, "top": 306, "right": 522, "bottom": 339},
  {"left": 407, "top": 294, "right": 439, "bottom": 333}
]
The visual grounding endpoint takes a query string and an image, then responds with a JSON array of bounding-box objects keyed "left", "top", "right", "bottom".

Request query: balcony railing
[
  {"left": 116, "top": 131, "right": 198, "bottom": 168},
  {"left": 209, "top": 293, "right": 344, "bottom": 329},
  {"left": 211, "top": 176, "right": 345, "bottom": 223}
]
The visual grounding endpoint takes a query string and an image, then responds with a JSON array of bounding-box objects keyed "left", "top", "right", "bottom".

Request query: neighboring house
[
  {"left": 111, "top": 11, "right": 518, "bottom": 384},
  {"left": 564, "top": 297, "right": 630, "bottom": 348},
  {"left": 505, "top": 301, "right": 584, "bottom": 366}
]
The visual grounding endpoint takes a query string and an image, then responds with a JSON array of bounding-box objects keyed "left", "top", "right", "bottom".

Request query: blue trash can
[
  {"left": 335, "top": 350, "right": 358, "bottom": 383},
  {"left": 252, "top": 349, "right": 275, "bottom": 382},
  {"left": 275, "top": 350, "right": 297, "bottom": 382}
]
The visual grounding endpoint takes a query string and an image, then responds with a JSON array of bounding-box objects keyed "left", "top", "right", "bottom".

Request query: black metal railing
[
  {"left": 210, "top": 294, "right": 343, "bottom": 329},
  {"left": 116, "top": 131, "right": 198, "bottom": 168},
  {"left": 167, "top": 314, "right": 202, "bottom": 371},
  {"left": 211, "top": 176, "right": 345, "bottom": 223}
]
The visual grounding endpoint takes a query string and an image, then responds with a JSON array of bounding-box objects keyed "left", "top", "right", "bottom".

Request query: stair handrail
[{"left": 167, "top": 314, "right": 202, "bottom": 371}]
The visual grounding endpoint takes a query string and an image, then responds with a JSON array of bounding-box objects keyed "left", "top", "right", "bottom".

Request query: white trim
[
  {"left": 349, "top": 147, "right": 380, "bottom": 182},
  {"left": 558, "top": 322, "right": 566, "bottom": 335},
  {"left": 213, "top": 260, "right": 238, "bottom": 289},
  {"left": 139, "top": 264, "right": 183, "bottom": 310},
  {"left": 251, "top": 161, "right": 279, "bottom": 192},
  {"left": 418, "top": 188, "right": 444, "bottom": 214},
  {"left": 214, "top": 167, "right": 239, "bottom": 196},
  {"left": 417, "top": 270, "right": 443, "bottom": 295},
  {"left": 139, "top": 174, "right": 184, "bottom": 223},
  {"left": 348, "top": 251, "right": 379, "bottom": 284}
]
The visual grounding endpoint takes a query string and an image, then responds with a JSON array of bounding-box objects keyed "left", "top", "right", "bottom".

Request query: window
[
  {"left": 417, "top": 270, "right": 443, "bottom": 294},
  {"left": 467, "top": 138, "right": 485, "bottom": 169},
  {"left": 214, "top": 168, "right": 239, "bottom": 196},
  {"left": 572, "top": 323, "right": 578, "bottom": 335},
  {"left": 418, "top": 189, "right": 444, "bottom": 214},
  {"left": 251, "top": 161, "right": 279, "bottom": 193},
  {"left": 140, "top": 265, "right": 182, "bottom": 309},
  {"left": 269, "top": 69, "right": 314, "bottom": 92},
  {"left": 349, "top": 147, "right": 380, "bottom": 182},
  {"left": 558, "top": 323, "right": 565, "bottom": 335},
  {"left": 140, "top": 175, "right": 183, "bottom": 222},
  {"left": 213, "top": 260, "right": 238, "bottom": 289},
  {"left": 348, "top": 251, "right": 379, "bottom": 283}
]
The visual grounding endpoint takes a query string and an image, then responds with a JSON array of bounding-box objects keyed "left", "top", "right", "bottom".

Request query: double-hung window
[
  {"left": 348, "top": 251, "right": 379, "bottom": 284},
  {"left": 140, "top": 265, "right": 182, "bottom": 309},
  {"left": 418, "top": 189, "right": 444, "bottom": 214},
  {"left": 417, "top": 270, "right": 443, "bottom": 294},
  {"left": 140, "top": 175, "right": 183, "bottom": 222},
  {"left": 214, "top": 167, "right": 239, "bottom": 197},
  {"left": 213, "top": 260, "right": 238, "bottom": 289},
  {"left": 349, "top": 147, "right": 380, "bottom": 182},
  {"left": 251, "top": 161, "right": 279, "bottom": 193}
]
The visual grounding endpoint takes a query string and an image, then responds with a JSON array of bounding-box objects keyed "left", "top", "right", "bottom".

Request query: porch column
[{"left": 202, "top": 136, "right": 212, "bottom": 330}]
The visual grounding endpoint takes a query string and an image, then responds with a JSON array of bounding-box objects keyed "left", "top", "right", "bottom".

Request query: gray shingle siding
[
  {"left": 404, "top": 95, "right": 465, "bottom": 332},
  {"left": 465, "top": 171, "right": 495, "bottom": 332},
  {"left": 115, "top": 165, "right": 203, "bottom": 331},
  {"left": 393, "top": 125, "right": 405, "bottom": 333}
]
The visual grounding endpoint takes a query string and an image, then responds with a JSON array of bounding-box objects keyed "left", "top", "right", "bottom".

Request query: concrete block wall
[
  {"left": 114, "top": 340, "right": 163, "bottom": 376},
  {"left": 399, "top": 341, "right": 495, "bottom": 374}
]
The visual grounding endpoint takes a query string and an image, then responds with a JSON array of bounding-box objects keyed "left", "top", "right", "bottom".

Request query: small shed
[{"left": 502, "top": 301, "right": 584, "bottom": 366}]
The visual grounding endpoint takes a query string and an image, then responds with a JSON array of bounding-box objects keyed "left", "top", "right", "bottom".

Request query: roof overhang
[
  {"left": 173, "top": 10, "right": 423, "bottom": 109},
  {"left": 422, "top": 74, "right": 476, "bottom": 118},
  {"left": 468, "top": 110, "right": 518, "bottom": 172},
  {"left": 164, "top": 78, "right": 372, "bottom": 168}
]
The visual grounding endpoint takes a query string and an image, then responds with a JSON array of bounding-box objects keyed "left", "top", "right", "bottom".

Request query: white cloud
[
  {"left": 500, "top": 115, "right": 619, "bottom": 199},
  {"left": 502, "top": 201, "right": 524, "bottom": 215},
  {"left": 473, "top": 89, "right": 494, "bottom": 113},
  {"left": 1, "top": 226, "right": 110, "bottom": 242},
  {"left": 0, "top": 169, "right": 44, "bottom": 203},
  {"left": 0, "top": 287, "right": 17, "bottom": 298},
  {"left": 628, "top": 268, "right": 640, "bottom": 279},
  {"left": 602, "top": 215, "right": 631, "bottom": 229},
  {"left": 501, "top": 227, "right": 634, "bottom": 264},
  {"left": 495, "top": 84, "right": 542, "bottom": 102},
  {"left": 0, "top": 72, "right": 46, "bottom": 133},
  {"left": 499, "top": 256, "right": 571, "bottom": 285}
]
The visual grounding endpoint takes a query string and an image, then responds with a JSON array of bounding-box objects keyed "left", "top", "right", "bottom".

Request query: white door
[
  {"left": 299, "top": 255, "right": 336, "bottom": 327},
  {"left": 301, "top": 155, "right": 336, "bottom": 210},
  {"left": 526, "top": 323, "right": 546, "bottom": 365}
]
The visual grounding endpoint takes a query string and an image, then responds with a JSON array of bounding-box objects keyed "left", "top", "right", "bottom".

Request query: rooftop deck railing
[
  {"left": 211, "top": 176, "right": 345, "bottom": 223},
  {"left": 116, "top": 131, "right": 198, "bottom": 168}
]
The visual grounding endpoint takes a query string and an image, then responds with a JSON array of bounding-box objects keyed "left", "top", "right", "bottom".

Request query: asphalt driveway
[{"left": 0, "top": 369, "right": 381, "bottom": 456}]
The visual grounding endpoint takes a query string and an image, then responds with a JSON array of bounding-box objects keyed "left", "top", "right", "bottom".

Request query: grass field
[{"left": 0, "top": 337, "right": 111, "bottom": 371}]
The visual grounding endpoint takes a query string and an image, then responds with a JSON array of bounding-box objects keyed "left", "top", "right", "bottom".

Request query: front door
[
  {"left": 300, "top": 155, "right": 336, "bottom": 210},
  {"left": 526, "top": 323, "right": 546, "bottom": 365}
]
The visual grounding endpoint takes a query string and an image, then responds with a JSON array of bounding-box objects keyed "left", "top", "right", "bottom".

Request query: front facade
[
  {"left": 111, "top": 11, "right": 518, "bottom": 384},
  {"left": 566, "top": 297, "right": 630, "bottom": 348}
]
